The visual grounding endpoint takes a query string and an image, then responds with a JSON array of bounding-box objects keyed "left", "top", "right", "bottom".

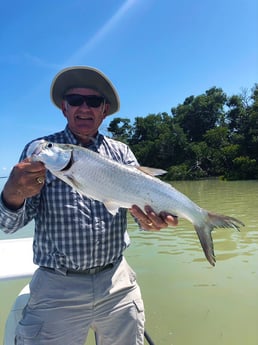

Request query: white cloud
[{"left": 0, "top": 167, "right": 9, "bottom": 178}]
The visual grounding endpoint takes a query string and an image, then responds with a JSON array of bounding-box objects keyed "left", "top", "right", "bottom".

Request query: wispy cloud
[
  {"left": 1, "top": 1, "right": 138, "bottom": 73},
  {"left": 22, "top": 52, "right": 61, "bottom": 70},
  {"left": 0, "top": 52, "right": 61, "bottom": 70},
  {"left": 64, "top": 0, "right": 138, "bottom": 65}
]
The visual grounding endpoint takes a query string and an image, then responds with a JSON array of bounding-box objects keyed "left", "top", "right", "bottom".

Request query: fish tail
[
  {"left": 207, "top": 212, "right": 245, "bottom": 230},
  {"left": 194, "top": 212, "right": 244, "bottom": 266}
]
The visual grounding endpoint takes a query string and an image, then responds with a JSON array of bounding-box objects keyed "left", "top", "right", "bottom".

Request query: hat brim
[{"left": 50, "top": 66, "right": 120, "bottom": 115}]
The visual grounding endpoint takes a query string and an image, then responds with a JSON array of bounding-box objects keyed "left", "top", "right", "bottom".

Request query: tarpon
[{"left": 27, "top": 139, "right": 244, "bottom": 266}]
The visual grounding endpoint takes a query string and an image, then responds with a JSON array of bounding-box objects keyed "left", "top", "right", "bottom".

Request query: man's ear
[
  {"left": 61, "top": 101, "right": 68, "bottom": 118},
  {"left": 103, "top": 103, "right": 110, "bottom": 118}
]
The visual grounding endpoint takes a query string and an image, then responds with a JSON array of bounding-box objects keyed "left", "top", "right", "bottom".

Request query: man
[{"left": 0, "top": 66, "right": 177, "bottom": 345}]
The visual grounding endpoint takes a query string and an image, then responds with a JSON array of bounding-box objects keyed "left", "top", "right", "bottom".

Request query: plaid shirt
[{"left": 0, "top": 126, "right": 138, "bottom": 270}]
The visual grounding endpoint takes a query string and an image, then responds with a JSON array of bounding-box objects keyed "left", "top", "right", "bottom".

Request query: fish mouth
[{"left": 27, "top": 139, "right": 45, "bottom": 158}]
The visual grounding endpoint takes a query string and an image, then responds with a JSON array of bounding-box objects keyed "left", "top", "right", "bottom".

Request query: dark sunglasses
[{"left": 64, "top": 94, "right": 105, "bottom": 108}]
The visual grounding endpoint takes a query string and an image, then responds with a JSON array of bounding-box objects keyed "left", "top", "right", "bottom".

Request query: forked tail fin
[{"left": 194, "top": 212, "right": 245, "bottom": 266}]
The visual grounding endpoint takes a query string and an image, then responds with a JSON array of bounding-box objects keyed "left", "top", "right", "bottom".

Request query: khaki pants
[{"left": 14, "top": 257, "right": 145, "bottom": 345}]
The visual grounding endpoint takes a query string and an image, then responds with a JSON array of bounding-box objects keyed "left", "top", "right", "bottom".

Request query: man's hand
[
  {"left": 2, "top": 158, "right": 46, "bottom": 210},
  {"left": 129, "top": 205, "right": 178, "bottom": 231}
]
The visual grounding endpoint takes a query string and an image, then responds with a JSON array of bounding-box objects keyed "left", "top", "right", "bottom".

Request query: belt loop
[{"left": 55, "top": 267, "right": 68, "bottom": 276}]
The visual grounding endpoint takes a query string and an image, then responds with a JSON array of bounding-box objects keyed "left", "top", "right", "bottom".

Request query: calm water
[{"left": 0, "top": 179, "right": 258, "bottom": 345}]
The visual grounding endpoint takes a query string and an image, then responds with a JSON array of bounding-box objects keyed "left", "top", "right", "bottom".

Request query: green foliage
[
  {"left": 107, "top": 117, "right": 132, "bottom": 144},
  {"left": 166, "top": 164, "right": 190, "bottom": 181},
  {"left": 166, "top": 163, "right": 207, "bottom": 181},
  {"left": 171, "top": 87, "right": 227, "bottom": 142},
  {"left": 107, "top": 84, "right": 258, "bottom": 180},
  {"left": 225, "top": 156, "right": 258, "bottom": 180}
]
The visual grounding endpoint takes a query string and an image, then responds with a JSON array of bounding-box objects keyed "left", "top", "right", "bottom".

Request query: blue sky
[{"left": 0, "top": 0, "right": 257, "bottom": 176}]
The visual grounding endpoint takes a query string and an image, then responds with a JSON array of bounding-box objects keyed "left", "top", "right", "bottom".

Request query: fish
[{"left": 27, "top": 139, "right": 244, "bottom": 266}]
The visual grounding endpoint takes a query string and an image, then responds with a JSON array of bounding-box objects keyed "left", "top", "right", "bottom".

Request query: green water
[{"left": 1, "top": 180, "right": 258, "bottom": 345}]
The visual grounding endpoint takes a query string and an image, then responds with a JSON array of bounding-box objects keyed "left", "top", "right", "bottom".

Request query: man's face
[{"left": 61, "top": 88, "right": 110, "bottom": 143}]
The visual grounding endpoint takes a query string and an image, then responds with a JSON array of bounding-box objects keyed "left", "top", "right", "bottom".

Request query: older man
[{"left": 0, "top": 66, "right": 177, "bottom": 345}]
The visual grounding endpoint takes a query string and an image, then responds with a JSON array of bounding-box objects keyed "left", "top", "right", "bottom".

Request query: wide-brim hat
[{"left": 50, "top": 66, "right": 120, "bottom": 115}]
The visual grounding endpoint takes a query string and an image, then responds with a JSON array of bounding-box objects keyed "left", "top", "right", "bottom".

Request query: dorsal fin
[{"left": 137, "top": 166, "right": 167, "bottom": 176}]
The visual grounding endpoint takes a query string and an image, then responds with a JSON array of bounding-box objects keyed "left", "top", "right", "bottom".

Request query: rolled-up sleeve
[
  {"left": 0, "top": 194, "right": 27, "bottom": 233},
  {"left": 0, "top": 145, "right": 38, "bottom": 234}
]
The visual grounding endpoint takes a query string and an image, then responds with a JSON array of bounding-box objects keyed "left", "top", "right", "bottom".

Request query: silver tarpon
[{"left": 27, "top": 139, "right": 244, "bottom": 266}]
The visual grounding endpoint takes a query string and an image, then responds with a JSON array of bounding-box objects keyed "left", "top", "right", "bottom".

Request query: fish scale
[{"left": 27, "top": 139, "right": 245, "bottom": 266}]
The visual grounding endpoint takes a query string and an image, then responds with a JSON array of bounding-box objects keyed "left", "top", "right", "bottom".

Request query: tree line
[{"left": 107, "top": 84, "right": 258, "bottom": 180}]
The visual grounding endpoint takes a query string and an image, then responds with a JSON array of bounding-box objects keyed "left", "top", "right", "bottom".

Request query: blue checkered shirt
[{"left": 0, "top": 126, "right": 138, "bottom": 269}]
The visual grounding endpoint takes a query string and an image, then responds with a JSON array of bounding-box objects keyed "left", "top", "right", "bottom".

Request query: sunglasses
[{"left": 64, "top": 94, "right": 105, "bottom": 108}]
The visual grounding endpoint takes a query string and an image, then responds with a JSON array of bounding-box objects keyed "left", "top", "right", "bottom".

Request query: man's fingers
[
  {"left": 130, "top": 205, "right": 164, "bottom": 231},
  {"left": 130, "top": 205, "right": 178, "bottom": 230},
  {"left": 19, "top": 159, "right": 46, "bottom": 173},
  {"left": 144, "top": 206, "right": 168, "bottom": 228},
  {"left": 159, "top": 212, "right": 178, "bottom": 226}
]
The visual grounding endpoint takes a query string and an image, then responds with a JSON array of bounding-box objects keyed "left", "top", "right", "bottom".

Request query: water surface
[{"left": 0, "top": 180, "right": 257, "bottom": 344}]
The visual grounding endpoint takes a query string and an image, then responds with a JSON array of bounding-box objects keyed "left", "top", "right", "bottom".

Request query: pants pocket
[
  {"left": 133, "top": 298, "right": 144, "bottom": 313},
  {"left": 133, "top": 298, "right": 145, "bottom": 344},
  {"left": 15, "top": 315, "right": 43, "bottom": 345}
]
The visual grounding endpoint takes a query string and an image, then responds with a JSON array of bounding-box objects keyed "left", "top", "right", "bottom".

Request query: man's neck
[
  {"left": 70, "top": 130, "right": 98, "bottom": 146},
  {"left": 75, "top": 132, "right": 99, "bottom": 147}
]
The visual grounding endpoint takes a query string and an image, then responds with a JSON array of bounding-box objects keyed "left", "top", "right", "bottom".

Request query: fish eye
[{"left": 47, "top": 143, "right": 53, "bottom": 148}]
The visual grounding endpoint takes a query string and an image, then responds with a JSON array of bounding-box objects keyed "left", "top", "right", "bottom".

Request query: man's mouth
[{"left": 76, "top": 115, "right": 93, "bottom": 121}]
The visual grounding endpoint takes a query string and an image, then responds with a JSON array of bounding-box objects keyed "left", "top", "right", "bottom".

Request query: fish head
[{"left": 27, "top": 140, "right": 73, "bottom": 171}]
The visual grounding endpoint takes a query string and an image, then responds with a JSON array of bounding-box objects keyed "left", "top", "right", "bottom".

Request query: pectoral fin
[
  {"left": 64, "top": 173, "right": 84, "bottom": 191},
  {"left": 103, "top": 200, "right": 120, "bottom": 216}
]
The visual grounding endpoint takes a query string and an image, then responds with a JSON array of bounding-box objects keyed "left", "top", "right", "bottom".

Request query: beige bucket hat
[{"left": 50, "top": 66, "right": 120, "bottom": 115}]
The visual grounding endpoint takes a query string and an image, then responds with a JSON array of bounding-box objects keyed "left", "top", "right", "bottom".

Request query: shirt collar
[{"left": 64, "top": 125, "right": 104, "bottom": 152}]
